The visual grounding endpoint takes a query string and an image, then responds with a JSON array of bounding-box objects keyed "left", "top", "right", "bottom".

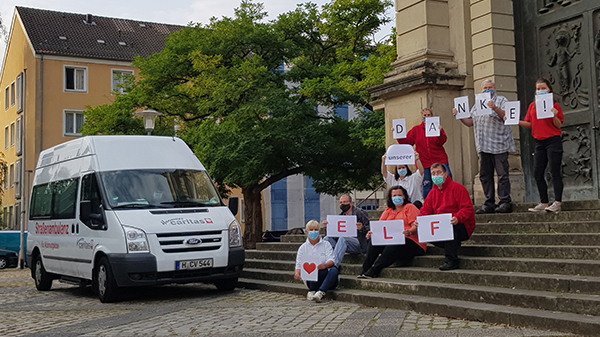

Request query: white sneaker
[
  {"left": 545, "top": 202, "right": 561, "bottom": 213},
  {"left": 313, "top": 290, "right": 326, "bottom": 302},
  {"left": 528, "top": 203, "right": 546, "bottom": 213},
  {"left": 306, "top": 291, "right": 316, "bottom": 300}
]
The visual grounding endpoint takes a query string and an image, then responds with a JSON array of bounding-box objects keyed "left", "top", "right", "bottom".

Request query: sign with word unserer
[
  {"left": 504, "top": 101, "right": 520, "bottom": 125},
  {"left": 370, "top": 220, "right": 406, "bottom": 246},
  {"left": 535, "top": 93, "right": 554, "bottom": 119},
  {"left": 300, "top": 255, "right": 320, "bottom": 281},
  {"left": 392, "top": 118, "right": 407, "bottom": 139},
  {"left": 425, "top": 116, "right": 440, "bottom": 137},
  {"left": 326, "top": 215, "right": 357, "bottom": 238},
  {"left": 474, "top": 92, "right": 492, "bottom": 116},
  {"left": 454, "top": 96, "right": 470, "bottom": 119},
  {"left": 416, "top": 213, "right": 454, "bottom": 243},
  {"left": 385, "top": 144, "right": 414, "bottom": 165}
]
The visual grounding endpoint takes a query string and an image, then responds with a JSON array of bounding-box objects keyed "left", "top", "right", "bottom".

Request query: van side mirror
[
  {"left": 80, "top": 200, "right": 105, "bottom": 228},
  {"left": 228, "top": 196, "right": 239, "bottom": 216}
]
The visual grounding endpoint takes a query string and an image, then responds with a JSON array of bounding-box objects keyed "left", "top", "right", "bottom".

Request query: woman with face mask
[
  {"left": 294, "top": 220, "right": 338, "bottom": 302},
  {"left": 517, "top": 78, "right": 564, "bottom": 214},
  {"left": 381, "top": 151, "right": 425, "bottom": 208},
  {"left": 357, "top": 186, "right": 425, "bottom": 278}
]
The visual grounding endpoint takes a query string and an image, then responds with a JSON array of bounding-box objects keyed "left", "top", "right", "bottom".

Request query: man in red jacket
[{"left": 419, "top": 163, "right": 476, "bottom": 270}]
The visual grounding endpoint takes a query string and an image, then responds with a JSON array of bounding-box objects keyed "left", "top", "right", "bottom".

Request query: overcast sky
[{"left": 1, "top": 0, "right": 394, "bottom": 64}]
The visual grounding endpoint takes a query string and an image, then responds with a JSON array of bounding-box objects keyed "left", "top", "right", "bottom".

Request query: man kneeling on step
[{"left": 418, "top": 163, "right": 476, "bottom": 270}]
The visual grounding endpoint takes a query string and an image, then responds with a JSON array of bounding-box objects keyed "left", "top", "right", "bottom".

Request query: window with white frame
[
  {"left": 15, "top": 117, "right": 22, "bottom": 155},
  {"left": 111, "top": 69, "right": 134, "bottom": 94},
  {"left": 2, "top": 207, "right": 6, "bottom": 229},
  {"left": 16, "top": 73, "right": 23, "bottom": 113},
  {"left": 4, "top": 87, "right": 8, "bottom": 110},
  {"left": 14, "top": 202, "right": 21, "bottom": 230},
  {"left": 14, "top": 159, "right": 21, "bottom": 199},
  {"left": 9, "top": 163, "right": 14, "bottom": 188},
  {"left": 4, "top": 126, "right": 8, "bottom": 150},
  {"left": 10, "top": 82, "right": 15, "bottom": 106},
  {"left": 64, "top": 110, "right": 85, "bottom": 136},
  {"left": 8, "top": 205, "right": 13, "bottom": 229},
  {"left": 2, "top": 166, "right": 7, "bottom": 190},
  {"left": 64, "top": 66, "right": 87, "bottom": 92},
  {"left": 10, "top": 122, "right": 15, "bottom": 147}
]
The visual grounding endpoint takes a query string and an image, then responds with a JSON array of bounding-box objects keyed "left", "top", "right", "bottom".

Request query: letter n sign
[{"left": 416, "top": 214, "right": 454, "bottom": 242}]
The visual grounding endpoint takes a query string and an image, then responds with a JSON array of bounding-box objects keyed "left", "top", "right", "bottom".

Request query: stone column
[{"left": 470, "top": 0, "right": 525, "bottom": 204}]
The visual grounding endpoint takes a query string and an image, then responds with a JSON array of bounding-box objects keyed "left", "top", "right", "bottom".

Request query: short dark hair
[
  {"left": 536, "top": 78, "right": 553, "bottom": 93},
  {"left": 386, "top": 185, "right": 410, "bottom": 208},
  {"left": 430, "top": 162, "right": 446, "bottom": 172}
]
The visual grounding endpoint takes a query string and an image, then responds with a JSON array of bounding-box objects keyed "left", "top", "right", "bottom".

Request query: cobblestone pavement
[{"left": 0, "top": 269, "right": 573, "bottom": 337}]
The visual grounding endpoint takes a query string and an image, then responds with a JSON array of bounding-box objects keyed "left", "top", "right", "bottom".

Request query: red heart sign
[{"left": 303, "top": 262, "right": 316, "bottom": 274}]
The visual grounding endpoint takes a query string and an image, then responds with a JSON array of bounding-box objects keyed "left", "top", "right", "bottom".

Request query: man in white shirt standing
[{"left": 295, "top": 220, "right": 338, "bottom": 302}]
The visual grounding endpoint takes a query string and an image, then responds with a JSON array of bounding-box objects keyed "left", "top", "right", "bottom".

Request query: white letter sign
[
  {"left": 385, "top": 144, "right": 414, "bottom": 165},
  {"left": 392, "top": 119, "right": 407, "bottom": 139},
  {"left": 454, "top": 96, "right": 470, "bottom": 119},
  {"left": 301, "top": 255, "right": 319, "bottom": 281},
  {"left": 370, "top": 220, "right": 406, "bottom": 246},
  {"left": 326, "top": 215, "right": 357, "bottom": 238},
  {"left": 475, "top": 92, "right": 492, "bottom": 116},
  {"left": 416, "top": 213, "right": 454, "bottom": 243},
  {"left": 425, "top": 117, "right": 440, "bottom": 137},
  {"left": 504, "top": 101, "right": 520, "bottom": 125},
  {"left": 535, "top": 93, "right": 554, "bottom": 119}
]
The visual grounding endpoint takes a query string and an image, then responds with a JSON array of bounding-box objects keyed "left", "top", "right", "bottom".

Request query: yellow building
[{"left": 0, "top": 7, "right": 182, "bottom": 229}]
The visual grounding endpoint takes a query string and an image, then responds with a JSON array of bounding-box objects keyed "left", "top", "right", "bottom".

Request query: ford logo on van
[{"left": 185, "top": 238, "right": 202, "bottom": 245}]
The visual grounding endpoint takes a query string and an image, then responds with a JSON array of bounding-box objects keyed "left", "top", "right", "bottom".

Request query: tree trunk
[{"left": 242, "top": 186, "right": 263, "bottom": 249}]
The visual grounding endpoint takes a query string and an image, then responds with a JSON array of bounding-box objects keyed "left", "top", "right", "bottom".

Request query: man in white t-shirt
[{"left": 381, "top": 151, "right": 424, "bottom": 207}]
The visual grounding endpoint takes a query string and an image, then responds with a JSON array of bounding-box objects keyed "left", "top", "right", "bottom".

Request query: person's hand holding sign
[
  {"left": 294, "top": 269, "right": 301, "bottom": 280},
  {"left": 450, "top": 217, "right": 458, "bottom": 225},
  {"left": 402, "top": 221, "right": 418, "bottom": 236},
  {"left": 487, "top": 100, "right": 496, "bottom": 109}
]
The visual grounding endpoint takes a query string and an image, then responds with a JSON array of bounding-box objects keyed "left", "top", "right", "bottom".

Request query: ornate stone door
[{"left": 515, "top": 0, "right": 600, "bottom": 201}]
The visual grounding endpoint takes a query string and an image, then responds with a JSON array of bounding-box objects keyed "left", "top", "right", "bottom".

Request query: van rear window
[{"left": 30, "top": 178, "right": 79, "bottom": 219}]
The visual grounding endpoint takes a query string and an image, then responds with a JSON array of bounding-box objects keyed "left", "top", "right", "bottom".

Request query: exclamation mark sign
[{"left": 543, "top": 100, "right": 547, "bottom": 113}]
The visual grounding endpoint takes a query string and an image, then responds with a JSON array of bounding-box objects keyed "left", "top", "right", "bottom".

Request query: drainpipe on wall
[
  {"left": 18, "top": 68, "right": 27, "bottom": 269},
  {"left": 39, "top": 54, "right": 44, "bottom": 154}
]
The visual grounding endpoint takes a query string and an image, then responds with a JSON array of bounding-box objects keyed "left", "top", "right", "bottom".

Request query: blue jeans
[
  {"left": 423, "top": 163, "right": 452, "bottom": 200},
  {"left": 306, "top": 267, "right": 339, "bottom": 292},
  {"left": 323, "top": 236, "right": 362, "bottom": 267}
]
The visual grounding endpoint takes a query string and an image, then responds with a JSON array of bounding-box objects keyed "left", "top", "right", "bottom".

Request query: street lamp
[{"left": 135, "top": 109, "right": 162, "bottom": 135}]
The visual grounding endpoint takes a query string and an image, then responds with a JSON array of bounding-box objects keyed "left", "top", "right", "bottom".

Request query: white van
[{"left": 26, "top": 136, "right": 244, "bottom": 302}]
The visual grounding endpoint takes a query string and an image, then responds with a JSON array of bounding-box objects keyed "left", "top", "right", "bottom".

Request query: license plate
[{"left": 176, "top": 258, "right": 213, "bottom": 270}]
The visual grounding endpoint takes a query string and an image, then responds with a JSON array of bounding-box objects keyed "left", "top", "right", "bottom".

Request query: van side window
[
  {"left": 81, "top": 174, "right": 104, "bottom": 226},
  {"left": 30, "top": 178, "right": 79, "bottom": 220}
]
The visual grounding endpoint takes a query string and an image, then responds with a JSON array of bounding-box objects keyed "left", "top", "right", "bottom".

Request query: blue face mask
[
  {"left": 308, "top": 230, "right": 320, "bottom": 240},
  {"left": 397, "top": 168, "right": 407, "bottom": 177},
  {"left": 536, "top": 90, "right": 548, "bottom": 95},
  {"left": 432, "top": 175, "right": 445, "bottom": 186},
  {"left": 392, "top": 196, "right": 403, "bottom": 205},
  {"left": 483, "top": 88, "right": 495, "bottom": 96},
  {"left": 422, "top": 117, "right": 427, "bottom": 123}
]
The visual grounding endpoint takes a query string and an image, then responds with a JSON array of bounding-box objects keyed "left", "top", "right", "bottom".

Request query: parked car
[{"left": 0, "top": 249, "right": 18, "bottom": 269}]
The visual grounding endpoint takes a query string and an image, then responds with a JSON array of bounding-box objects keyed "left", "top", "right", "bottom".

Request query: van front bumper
[{"left": 107, "top": 247, "right": 245, "bottom": 287}]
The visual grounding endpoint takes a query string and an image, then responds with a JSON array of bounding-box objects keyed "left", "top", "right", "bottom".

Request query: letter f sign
[{"left": 431, "top": 221, "right": 440, "bottom": 236}]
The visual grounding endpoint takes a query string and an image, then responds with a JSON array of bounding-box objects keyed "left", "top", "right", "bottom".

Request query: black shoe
[
  {"left": 439, "top": 261, "right": 459, "bottom": 271},
  {"left": 363, "top": 268, "right": 377, "bottom": 278},
  {"left": 495, "top": 203, "right": 513, "bottom": 213},
  {"left": 475, "top": 207, "right": 495, "bottom": 214}
]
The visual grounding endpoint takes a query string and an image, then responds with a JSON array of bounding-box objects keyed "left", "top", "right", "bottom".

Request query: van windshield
[{"left": 99, "top": 169, "right": 222, "bottom": 209}]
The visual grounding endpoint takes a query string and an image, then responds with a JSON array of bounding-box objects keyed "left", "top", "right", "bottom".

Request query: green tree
[{"left": 82, "top": 0, "right": 395, "bottom": 248}]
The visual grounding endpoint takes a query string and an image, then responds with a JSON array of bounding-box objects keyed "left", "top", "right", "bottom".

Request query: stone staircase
[{"left": 238, "top": 200, "right": 600, "bottom": 336}]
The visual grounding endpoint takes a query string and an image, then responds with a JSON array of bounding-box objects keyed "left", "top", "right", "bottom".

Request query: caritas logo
[
  {"left": 35, "top": 222, "right": 69, "bottom": 235},
  {"left": 204, "top": 218, "right": 213, "bottom": 224}
]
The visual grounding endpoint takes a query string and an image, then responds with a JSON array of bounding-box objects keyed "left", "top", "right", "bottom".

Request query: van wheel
[
  {"left": 96, "top": 257, "right": 120, "bottom": 303},
  {"left": 215, "top": 277, "right": 238, "bottom": 291},
  {"left": 0, "top": 257, "right": 7, "bottom": 269},
  {"left": 34, "top": 255, "right": 53, "bottom": 291}
]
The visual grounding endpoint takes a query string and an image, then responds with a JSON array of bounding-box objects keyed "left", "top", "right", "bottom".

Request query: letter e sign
[{"left": 326, "top": 215, "right": 357, "bottom": 237}]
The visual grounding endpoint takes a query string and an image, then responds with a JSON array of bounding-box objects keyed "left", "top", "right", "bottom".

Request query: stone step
[
  {"left": 467, "top": 233, "right": 600, "bottom": 246},
  {"left": 245, "top": 259, "right": 600, "bottom": 295},
  {"left": 242, "top": 268, "right": 600, "bottom": 317},
  {"left": 475, "top": 210, "right": 600, "bottom": 223},
  {"left": 245, "top": 250, "right": 600, "bottom": 277},
  {"left": 427, "top": 244, "right": 600, "bottom": 260},
  {"left": 237, "top": 277, "right": 600, "bottom": 336},
  {"left": 475, "top": 221, "right": 600, "bottom": 234},
  {"left": 511, "top": 200, "right": 600, "bottom": 212}
]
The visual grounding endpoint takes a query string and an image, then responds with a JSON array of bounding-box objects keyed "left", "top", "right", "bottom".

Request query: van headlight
[
  {"left": 228, "top": 219, "right": 243, "bottom": 248},
  {"left": 123, "top": 225, "right": 150, "bottom": 253}
]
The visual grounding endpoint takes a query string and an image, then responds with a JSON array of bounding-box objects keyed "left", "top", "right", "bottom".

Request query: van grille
[{"left": 156, "top": 230, "right": 224, "bottom": 253}]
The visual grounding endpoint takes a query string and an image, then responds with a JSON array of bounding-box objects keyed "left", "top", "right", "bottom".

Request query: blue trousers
[
  {"left": 423, "top": 163, "right": 452, "bottom": 200},
  {"left": 306, "top": 267, "right": 339, "bottom": 292},
  {"left": 323, "top": 236, "right": 362, "bottom": 267}
]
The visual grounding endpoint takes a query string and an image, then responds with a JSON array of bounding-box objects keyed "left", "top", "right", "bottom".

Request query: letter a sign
[
  {"left": 425, "top": 117, "right": 440, "bottom": 137},
  {"left": 416, "top": 214, "right": 454, "bottom": 242},
  {"left": 370, "top": 220, "right": 405, "bottom": 246},
  {"left": 326, "top": 215, "right": 357, "bottom": 238}
]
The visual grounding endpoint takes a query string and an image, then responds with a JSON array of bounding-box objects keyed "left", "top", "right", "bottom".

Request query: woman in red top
[
  {"left": 518, "top": 78, "right": 564, "bottom": 213},
  {"left": 357, "top": 186, "right": 426, "bottom": 278},
  {"left": 397, "top": 108, "right": 451, "bottom": 200}
]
